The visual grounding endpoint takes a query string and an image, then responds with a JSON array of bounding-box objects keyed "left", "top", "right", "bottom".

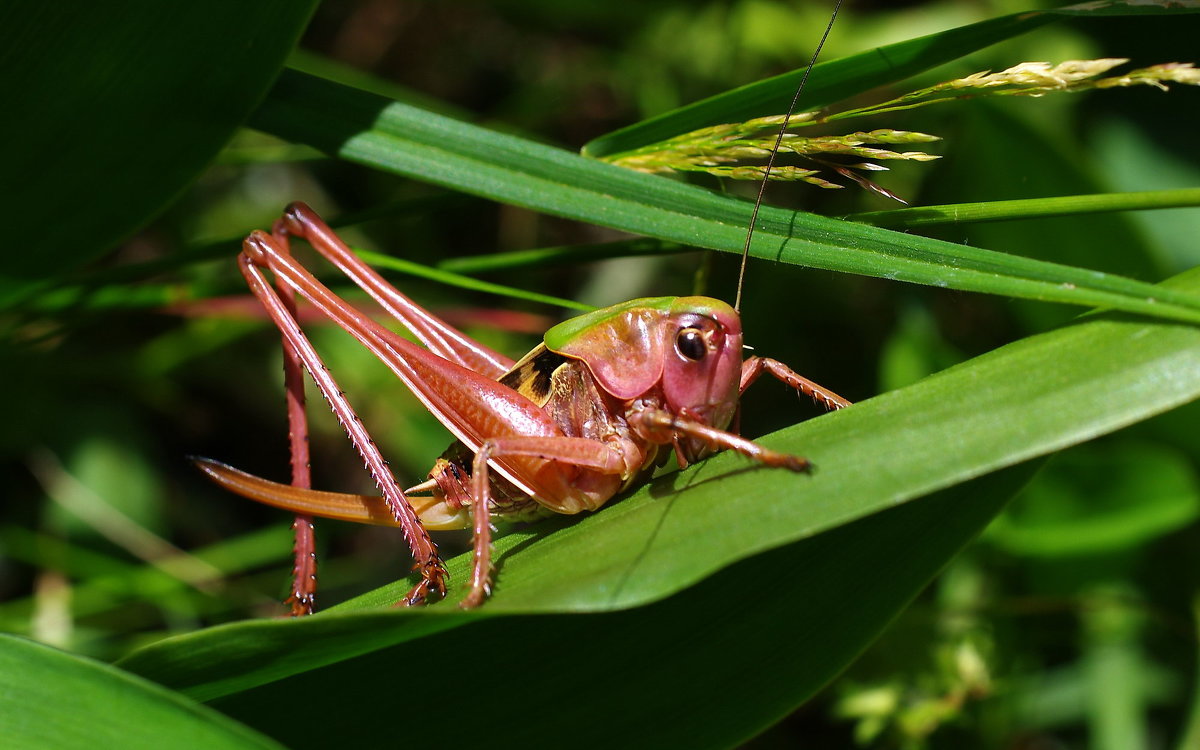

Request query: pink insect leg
[
  {"left": 461, "top": 435, "right": 637, "bottom": 609},
  {"left": 240, "top": 239, "right": 448, "bottom": 606},
  {"left": 272, "top": 220, "right": 318, "bottom": 615},
  {"left": 276, "top": 202, "right": 513, "bottom": 378},
  {"left": 740, "top": 356, "right": 852, "bottom": 411},
  {"left": 630, "top": 408, "right": 811, "bottom": 473}
]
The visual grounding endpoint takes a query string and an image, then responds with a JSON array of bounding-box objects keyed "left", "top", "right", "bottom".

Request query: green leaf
[
  {"left": 204, "top": 468, "right": 1034, "bottom": 748},
  {"left": 0, "top": 0, "right": 319, "bottom": 290},
  {"left": 118, "top": 268, "right": 1200, "bottom": 715},
  {"left": 0, "top": 634, "right": 280, "bottom": 750},
  {"left": 249, "top": 70, "right": 1200, "bottom": 323},
  {"left": 581, "top": 3, "right": 1200, "bottom": 159}
]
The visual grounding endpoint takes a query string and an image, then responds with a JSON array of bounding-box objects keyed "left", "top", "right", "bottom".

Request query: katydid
[{"left": 196, "top": 4, "right": 847, "bottom": 611}]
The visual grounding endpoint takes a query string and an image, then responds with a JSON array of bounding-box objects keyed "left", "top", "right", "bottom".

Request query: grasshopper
[{"left": 197, "top": 5, "right": 848, "bottom": 611}]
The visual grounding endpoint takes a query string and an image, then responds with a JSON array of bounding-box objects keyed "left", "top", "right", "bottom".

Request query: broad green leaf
[
  {"left": 582, "top": 3, "right": 1200, "bottom": 158},
  {"left": 207, "top": 468, "right": 1033, "bottom": 749},
  {"left": 119, "top": 268, "right": 1200, "bottom": 706},
  {"left": 0, "top": 0, "right": 318, "bottom": 291},
  {"left": 249, "top": 70, "right": 1200, "bottom": 324},
  {"left": 0, "top": 634, "right": 280, "bottom": 750}
]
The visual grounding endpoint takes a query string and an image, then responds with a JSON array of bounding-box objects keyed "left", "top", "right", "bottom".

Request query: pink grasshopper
[{"left": 195, "top": 203, "right": 851, "bottom": 610}]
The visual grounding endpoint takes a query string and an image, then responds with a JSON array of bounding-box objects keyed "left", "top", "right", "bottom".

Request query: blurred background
[{"left": 2, "top": 1, "right": 1199, "bottom": 747}]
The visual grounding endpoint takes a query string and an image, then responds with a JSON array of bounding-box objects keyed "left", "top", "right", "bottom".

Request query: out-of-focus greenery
[{"left": 2, "top": 2, "right": 1200, "bottom": 748}]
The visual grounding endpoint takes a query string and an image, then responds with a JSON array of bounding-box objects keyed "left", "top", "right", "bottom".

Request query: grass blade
[{"left": 249, "top": 70, "right": 1200, "bottom": 323}]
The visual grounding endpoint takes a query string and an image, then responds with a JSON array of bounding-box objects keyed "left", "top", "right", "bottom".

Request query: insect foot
[
  {"left": 400, "top": 560, "right": 449, "bottom": 607},
  {"left": 755, "top": 449, "right": 811, "bottom": 474},
  {"left": 458, "top": 582, "right": 491, "bottom": 610}
]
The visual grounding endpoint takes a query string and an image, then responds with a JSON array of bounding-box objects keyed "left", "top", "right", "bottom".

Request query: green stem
[
  {"left": 438, "top": 238, "right": 684, "bottom": 273},
  {"left": 355, "top": 249, "right": 592, "bottom": 311},
  {"left": 848, "top": 189, "right": 1200, "bottom": 228}
]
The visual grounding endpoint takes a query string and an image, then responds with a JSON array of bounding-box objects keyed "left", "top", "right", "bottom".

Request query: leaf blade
[
  {"left": 0, "top": 634, "right": 280, "bottom": 750},
  {"left": 200, "top": 468, "right": 1033, "bottom": 749},
  {"left": 249, "top": 69, "right": 1200, "bottom": 323}
]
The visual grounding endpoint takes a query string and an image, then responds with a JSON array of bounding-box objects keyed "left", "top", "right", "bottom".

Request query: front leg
[
  {"left": 631, "top": 408, "right": 811, "bottom": 473},
  {"left": 740, "top": 356, "right": 852, "bottom": 411}
]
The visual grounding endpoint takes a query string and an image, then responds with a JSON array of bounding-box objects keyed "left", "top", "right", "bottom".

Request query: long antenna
[{"left": 733, "top": 0, "right": 843, "bottom": 313}]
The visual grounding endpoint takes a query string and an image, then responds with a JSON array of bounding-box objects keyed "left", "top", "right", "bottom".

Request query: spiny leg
[
  {"left": 272, "top": 222, "right": 318, "bottom": 616},
  {"left": 240, "top": 238, "right": 448, "bottom": 606},
  {"left": 243, "top": 227, "right": 588, "bottom": 512},
  {"left": 275, "top": 203, "right": 513, "bottom": 378},
  {"left": 740, "top": 356, "right": 852, "bottom": 411},
  {"left": 632, "top": 408, "right": 811, "bottom": 473},
  {"left": 462, "top": 436, "right": 637, "bottom": 609}
]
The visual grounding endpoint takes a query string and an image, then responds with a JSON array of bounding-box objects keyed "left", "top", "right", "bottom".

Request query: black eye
[{"left": 676, "top": 328, "right": 706, "bottom": 361}]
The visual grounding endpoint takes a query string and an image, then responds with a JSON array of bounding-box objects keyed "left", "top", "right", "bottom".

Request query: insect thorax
[{"left": 428, "top": 344, "right": 667, "bottom": 519}]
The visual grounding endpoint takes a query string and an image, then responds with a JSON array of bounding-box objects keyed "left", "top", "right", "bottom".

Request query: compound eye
[{"left": 676, "top": 327, "right": 707, "bottom": 361}]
